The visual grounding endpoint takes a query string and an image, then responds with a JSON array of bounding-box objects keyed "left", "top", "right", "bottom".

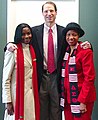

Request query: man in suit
[
  {"left": 5, "top": 1, "right": 91, "bottom": 120},
  {"left": 31, "top": 2, "right": 66, "bottom": 120}
]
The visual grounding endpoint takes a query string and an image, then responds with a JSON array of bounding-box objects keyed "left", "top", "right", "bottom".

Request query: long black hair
[{"left": 14, "top": 23, "right": 33, "bottom": 44}]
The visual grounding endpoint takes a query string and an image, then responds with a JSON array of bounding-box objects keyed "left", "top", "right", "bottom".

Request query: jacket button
[{"left": 30, "top": 87, "right": 32, "bottom": 89}]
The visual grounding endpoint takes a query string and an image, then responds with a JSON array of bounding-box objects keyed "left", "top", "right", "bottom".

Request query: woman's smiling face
[
  {"left": 21, "top": 27, "right": 32, "bottom": 44},
  {"left": 66, "top": 30, "right": 79, "bottom": 46}
]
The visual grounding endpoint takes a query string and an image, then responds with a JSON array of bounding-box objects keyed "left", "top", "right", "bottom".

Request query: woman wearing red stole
[
  {"left": 2, "top": 23, "right": 40, "bottom": 120},
  {"left": 60, "top": 22, "right": 96, "bottom": 120}
]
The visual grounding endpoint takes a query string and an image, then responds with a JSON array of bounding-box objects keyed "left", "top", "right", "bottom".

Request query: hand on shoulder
[
  {"left": 80, "top": 41, "right": 91, "bottom": 49},
  {"left": 7, "top": 43, "right": 17, "bottom": 52}
]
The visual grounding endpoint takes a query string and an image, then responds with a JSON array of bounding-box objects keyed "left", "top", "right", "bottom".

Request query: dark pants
[{"left": 39, "top": 71, "right": 61, "bottom": 120}]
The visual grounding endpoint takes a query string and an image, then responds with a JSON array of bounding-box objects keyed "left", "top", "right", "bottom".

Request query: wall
[
  {"left": 0, "top": 0, "right": 7, "bottom": 119},
  {"left": 7, "top": 0, "right": 79, "bottom": 42},
  {"left": 79, "top": 0, "right": 98, "bottom": 120}
]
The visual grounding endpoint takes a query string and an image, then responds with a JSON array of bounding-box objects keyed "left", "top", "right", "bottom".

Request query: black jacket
[{"left": 31, "top": 23, "right": 68, "bottom": 92}]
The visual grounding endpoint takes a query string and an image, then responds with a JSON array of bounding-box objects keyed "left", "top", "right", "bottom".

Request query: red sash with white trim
[{"left": 60, "top": 43, "right": 81, "bottom": 117}]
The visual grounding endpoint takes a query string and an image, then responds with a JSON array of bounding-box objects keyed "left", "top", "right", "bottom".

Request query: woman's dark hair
[
  {"left": 42, "top": 1, "right": 57, "bottom": 12},
  {"left": 14, "top": 23, "right": 33, "bottom": 44}
]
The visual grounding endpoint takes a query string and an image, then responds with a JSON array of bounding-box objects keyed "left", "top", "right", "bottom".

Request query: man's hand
[
  {"left": 7, "top": 43, "right": 17, "bottom": 52},
  {"left": 81, "top": 41, "right": 91, "bottom": 49},
  {"left": 80, "top": 103, "right": 87, "bottom": 113}
]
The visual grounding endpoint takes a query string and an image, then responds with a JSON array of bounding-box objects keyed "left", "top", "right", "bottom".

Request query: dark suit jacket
[{"left": 31, "top": 24, "right": 68, "bottom": 92}]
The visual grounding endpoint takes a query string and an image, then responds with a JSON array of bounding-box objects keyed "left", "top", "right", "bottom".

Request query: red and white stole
[
  {"left": 60, "top": 43, "right": 81, "bottom": 117},
  {"left": 15, "top": 43, "right": 40, "bottom": 120}
]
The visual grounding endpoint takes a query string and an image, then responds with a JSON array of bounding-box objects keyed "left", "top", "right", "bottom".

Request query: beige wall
[{"left": 7, "top": 0, "right": 79, "bottom": 42}]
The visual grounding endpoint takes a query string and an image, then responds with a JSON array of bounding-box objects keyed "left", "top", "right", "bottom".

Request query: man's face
[{"left": 42, "top": 3, "right": 57, "bottom": 25}]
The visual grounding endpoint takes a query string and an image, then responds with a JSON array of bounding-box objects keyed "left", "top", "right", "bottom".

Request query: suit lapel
[
  {"left": 35, "top": 24, "right": 64, "bottom": 62},
  {"left": 25, "top": 56, "right": 32, "bottom": 66},
  {"left": 35, "top": 24, "right": 44, "bottom": 57},
  {"left": 56, "top": 25, "right": 64, "bottom": 61}
]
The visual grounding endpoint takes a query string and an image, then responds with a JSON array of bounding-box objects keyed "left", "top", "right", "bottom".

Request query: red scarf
[{"left": 15, "top": 43, "right": 40, "bottom": 120}]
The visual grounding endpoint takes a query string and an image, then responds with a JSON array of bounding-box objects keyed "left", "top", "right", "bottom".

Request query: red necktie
[{"left": 47, "top": 28, "right": 56, "bottom": 73}]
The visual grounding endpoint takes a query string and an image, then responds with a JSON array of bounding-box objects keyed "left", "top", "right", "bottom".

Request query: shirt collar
[{"left": 44, "top": 23, "right": 56, "bottom": 33}]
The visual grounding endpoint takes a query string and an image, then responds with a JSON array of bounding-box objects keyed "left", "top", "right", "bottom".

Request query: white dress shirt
[{"left": 43, "top": 23, "right": 57, "bottom": 69}]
